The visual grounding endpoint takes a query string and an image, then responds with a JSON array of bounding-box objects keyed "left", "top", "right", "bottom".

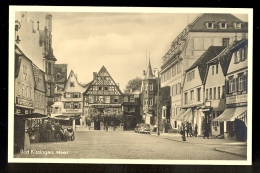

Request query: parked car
[{"left": 135, "top": 123, "right": 150, "bottom": 134}]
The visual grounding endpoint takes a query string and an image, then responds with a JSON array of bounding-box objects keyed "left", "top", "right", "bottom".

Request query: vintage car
[{"left": 135, "top": 123, "right": 150, "bottom": 134}]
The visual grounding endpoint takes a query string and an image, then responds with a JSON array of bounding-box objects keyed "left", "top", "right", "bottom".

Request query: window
[
  {"left": 22, "top": 85, "right": 24, "bottom": 97},
  {"left": 64, "top": 102, "right": 71, "bottom": 109},
  {"left": 174, "top": 121, "right": 177, "bottom": 128},
  {"left": 104, "top": 96, "right": 110, "bottom": 103},
  {"left": 55, "top": 96, "right": 60, "bottom": 102},
  {"left": 104, "top": 87, "right": 108, "bottom": 91},
  {"left": 184, "top": 92, "right": 188, "bottom": 104},
  {"left": 220, "top": 22, "right": 227, "bottom": 29},
  {"left": 89, "top": 96, "right": 94, "bottom": 103},
  {"left": 70, "top": 82, "right": 75, "bottom": 87},
  {"left": 149, "top": 84, "right": 153, "bottom": 91},
  {"left": 212, "top": 66, "right": 214, "bottom": 75},
  {"left": 207, "top": 22, "right": 214, "bottom": 29},
  {"left": 123, "top": 96, "right": 129, "bottom": 102},
  {"left": 177, "top": 63, "right": 181, "bottom": 74},
  {"left": 130, "top": 96, "right": 135, "bottom": 102},
  {"left": 130, "top": 107, "right": 135, "bottom": 112},
  {"left": 213, "top": 87, "right": 216, "bottom": 100},
  {"left": 98, "top": 96, "right": 103, "bottom": 103},
  {"left": 187, "top": 70, "right": 195, "bottom": 82},
  {"left": 178, "top": 83, "right": 181, "bottom": 94},
  {"left": 74, "top": 103, "right": 80, "bottom": 109},
  {"left": 98, "top": 87, "right": 103, "bottom": 90},
  {"left": 238, "top": 76, "right": 243, "bottom": 91},
  {"left": 74, "top": 92, "right": 80, "bottom": 98},
  {"left": 206, "top": 89, "right": 208, "bottom": 100},
  {"left": 197, "top": 88, "right": 201, "bottom": 102},
  {"left": 222, "top": 85, "right": 225, "bottom": 99},
  {"left": 145, "top": 99, "right": 148, "bottom": 105},
  {"left": 56, "top": 73, "right": 61, "bottom": 80},
  {"left": 243, "top": 47, "right": 248, "bottom": 61},
  {"left": 234, "top": 23, "right": 241, "bottom": 29},
  {"left": 229, "top": 78, "right": 235, "bottom": 93},
  {"left": 47, "top": 62, "right": 52, "bottom": 75},
  {"left": 149, "top": 99, "right": 153, "bottom": 106},
  {"left": 190, "top": 90, "right": 194, "bottom": 100},
  {"left": 209, "top": 88, "right": 212, "bottom": 100},
  {"left": 222, "top": 38, "right": 230, "bottom": 47},
  {"left": 114, "top": 96, "right": 119, "bottom": 103},
  {"left": 172, "top": 85, "right": 175, "bottom": 96},
  {"left": 218, "top": 87, "right": 220, "bottom": 99},
  {"left": 216, "top": 64, "right": 218, "bottom": 74}
]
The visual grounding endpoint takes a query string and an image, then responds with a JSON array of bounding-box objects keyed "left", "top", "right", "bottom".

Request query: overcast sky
[{"left": 16, "top": 9, "right": 248, "bottom": 90}]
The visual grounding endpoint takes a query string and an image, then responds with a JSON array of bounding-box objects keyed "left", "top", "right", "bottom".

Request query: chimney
[{"left": 93, "top": 72, "right": 97, "bottom": 79}]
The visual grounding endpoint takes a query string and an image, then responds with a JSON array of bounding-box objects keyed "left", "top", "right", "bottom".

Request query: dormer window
[
  {"left": 234, "top": 23, "right": 241, "bottom": 29},
  {"left": 206, "top": 22, "right": 214, "bottom": 29},
  {"left": 219, "top": 22, "right": 227, "bottom": 29}
]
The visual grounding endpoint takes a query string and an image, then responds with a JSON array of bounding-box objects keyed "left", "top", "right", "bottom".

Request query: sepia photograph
[{"left": 8, "top": 6, "right": 252, "bottom": 165}]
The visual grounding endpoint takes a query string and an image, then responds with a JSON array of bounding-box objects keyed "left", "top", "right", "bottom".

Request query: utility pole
[{"left": 154, "top": 68, "right": 160, "bottom": 136}]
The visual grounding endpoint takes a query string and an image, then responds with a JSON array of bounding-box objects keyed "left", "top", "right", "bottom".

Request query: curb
[{"left": 214, "top": 147, "right": 247, "bottom": 158}]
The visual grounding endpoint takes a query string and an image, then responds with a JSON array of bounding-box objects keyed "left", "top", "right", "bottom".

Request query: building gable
[
  {"left": 63, "top": 70, "right": 85, "bottom": 93},
  {"left": 84, "top": 66, "right": 123, "bottom": 96}
]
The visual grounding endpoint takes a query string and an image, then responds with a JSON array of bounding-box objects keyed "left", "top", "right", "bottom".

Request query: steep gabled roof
[
  {"left": 207, "top": 39, "right": 248, "bottom": 76},
  {"left": 189, "top": 13, "right": 248, "bottom": 32},
  {"left": 186, "top": 46, "right": 226, "bottom": 83},
  {"left": 63, "top": 70, "right": 85, "bottom": 91}
]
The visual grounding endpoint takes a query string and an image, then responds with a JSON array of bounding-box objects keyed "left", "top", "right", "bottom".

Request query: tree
[{"left": 124, "top": 76, "right": 142, "bottom": 93}]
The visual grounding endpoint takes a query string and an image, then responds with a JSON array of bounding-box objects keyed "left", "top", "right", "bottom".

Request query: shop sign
[
  {"left": 184, "top": 100, "right": 196, "bottom": 107},
  {"left": 66, "top": 109, "right": 80, "bottom": 112},
  {"left": 16, "top": 97, "right": 33, "bottom": 107},
  {"left": 226, "top": 94, "right": 247, "bottom": 104}
]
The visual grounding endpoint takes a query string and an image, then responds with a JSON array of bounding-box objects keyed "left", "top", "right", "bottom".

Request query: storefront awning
[
  {"left": 183, "top": 108, "right": 192, "bottom": 122},
  {"left": 214, "top": 107, "right": 247, "bottom": 121}
]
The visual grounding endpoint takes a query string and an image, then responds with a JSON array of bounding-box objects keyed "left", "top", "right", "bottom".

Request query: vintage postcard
[{"left": 8, "top": 6, "right": 252, "bottom": 165}]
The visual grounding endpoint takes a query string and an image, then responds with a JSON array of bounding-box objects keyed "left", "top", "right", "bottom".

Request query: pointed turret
[{"left": 144, "top": 57, "right": 154, "bottom": 79}]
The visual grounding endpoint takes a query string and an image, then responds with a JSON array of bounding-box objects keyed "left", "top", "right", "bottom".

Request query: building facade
[
  {"left": 160, "top": 13, "right": 248, "bottom": 130},
  {"left": 83, "top": 66, "right": 123, "bottom": 130},
  {"left": 54, "top": 64, "right": 68, "bottom": 90},
  {"left": 61, "top": 70, "right": 87, "bottom": 126},
  {"left": 180, "top": 46, "right": 226, "bottom": 136},
  {"left": 215, "top": 39, "right": 248, "bottom": 141},
  {"left": 140, "top": 59, "right": 159, "bottom": 125},
  {"left": 123, "top": 90, "right": 142, "bottom": 129}
]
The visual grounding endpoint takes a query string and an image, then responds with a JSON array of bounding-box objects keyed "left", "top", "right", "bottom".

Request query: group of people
[
  {"left": 180, "top": 122, "right": 198, "bottom": 141},
  {"left": 38, "top": 120, "right": 72, "bottom": 142}
]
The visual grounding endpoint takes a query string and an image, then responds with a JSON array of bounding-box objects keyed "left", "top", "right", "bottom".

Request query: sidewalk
[{"left": 151, "top": 132, "right": 247, "bottom": 158}]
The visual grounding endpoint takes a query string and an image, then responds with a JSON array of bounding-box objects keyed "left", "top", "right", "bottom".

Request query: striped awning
[
  {"left": 214, "top": 107, "right": 247, "bottom": 121},
  {"left": 174, "top": 109, "right": 186, "bottom": 121}
]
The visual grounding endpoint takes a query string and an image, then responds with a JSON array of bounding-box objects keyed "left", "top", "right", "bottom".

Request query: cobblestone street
[{"left": 14, "top": 130, "right": 246, "bottom": 160}]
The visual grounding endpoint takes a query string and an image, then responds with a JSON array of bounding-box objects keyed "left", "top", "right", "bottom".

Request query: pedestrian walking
[
  {"left": 189, "top": 123, "right": 193, "bottom": 137},
  {"left": 194, "top": 124, "right": 198, "bottom": 137},
  {"left": 45, "top": 121, "right": 52, "bottom": 142},
  {"left": 186, "top": 122, "right": 189, "bottom": 137},
  {"left": 203, "top": 126, "right": 209, "bottom": 139},
  {"left": 105, "top": 123, "right": 108, "bottom": 131},
  {"left": 39, "top": 120, "right": 46, "bottom": 142}
]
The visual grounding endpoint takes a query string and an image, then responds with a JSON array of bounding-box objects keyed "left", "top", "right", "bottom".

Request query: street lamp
[{"left": 154, "top": 68, "right": 160, "bottom": 136}]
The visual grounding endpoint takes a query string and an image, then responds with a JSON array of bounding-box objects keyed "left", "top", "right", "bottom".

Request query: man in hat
[
  {"left": 39, "top": 120, "right": 46, "bottom": 142},
  {"left": 45, "top": 121, "right": 52, "bottom": 142}
]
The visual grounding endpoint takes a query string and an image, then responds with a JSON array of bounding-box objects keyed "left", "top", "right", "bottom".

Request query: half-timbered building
[{"left": 83, "top": 66, "right": 123, "bottom": 130}]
